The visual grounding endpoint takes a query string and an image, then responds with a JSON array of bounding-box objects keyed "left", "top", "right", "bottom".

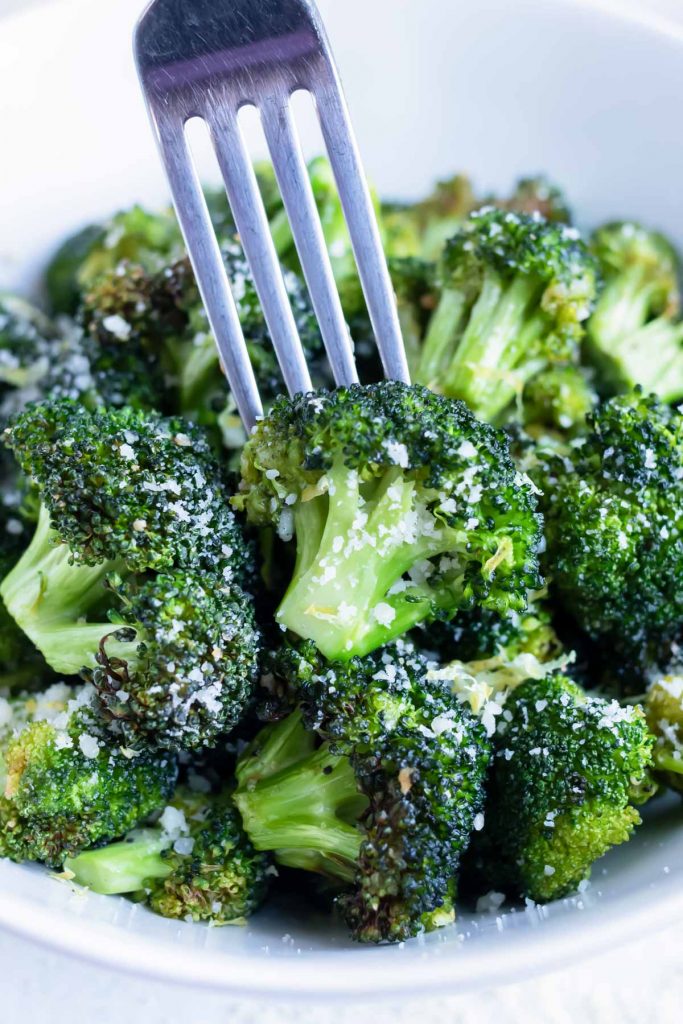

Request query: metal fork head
[{"left": 135, "top": 0, "right": 409, "bottom": 431}]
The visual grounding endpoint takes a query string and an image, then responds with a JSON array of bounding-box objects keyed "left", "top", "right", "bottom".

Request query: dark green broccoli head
[
  {"left": 414, "top": 592, "right": 561, "bottom": 665},
  {"left": 587, "top": 221, "right": 683, "bottom": 402},
  {"left": 236, "top": 640, "right": 491, "bottom": 943},
  {"left": 0, "top": 682, "right": 177, "bottom": 866},
  {"left": 92, "top": 570, "right": 261, "bottom": 752},
  {"left": 4, "top": 398, "right": 250, "bottom": 574},
  {"left": 45, "top": 225, "right": 109, "bottom": 315},
  {"left": 470, "top": 672, "right": 653, "bottom": 902},
  {"left": 540, "top": 390, "right": 683, "bottom": 662},
  {"left": 417, "top": 208, "right": 598, "bottom": 422},
  {"left": 235, "top": 382, "right": 542, "bottom": 661},
  {"left": 522, "top": 364, "right": 597, "bottom": 436}
]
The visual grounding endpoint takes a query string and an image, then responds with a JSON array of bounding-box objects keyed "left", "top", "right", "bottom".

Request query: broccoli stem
[
  {"left": 0, "top": 505, "right": 138, "bottom": 674},
  {"left": 234, "top": 731, "right": 365, "bottom": 883},
  {"left": 175, "top": 336, "right": 221, "bottom": 414},
  {"left": 416, "top": 288, "right": 467, "bottom": 387},
  {"left": 443, "top": 272, "right": 544, "bottom": 419},
  {"left": 589, "top": 269, "right": 658, "bottom": 346},
  {"left": 590, "top": 317, "right": 683, "bottom": 401},
  {"left": 65, "top": 829, "right": 172, "bottom": 894},
  {"left": 276, "top": 462, "right": 463, "bottom": 659}
]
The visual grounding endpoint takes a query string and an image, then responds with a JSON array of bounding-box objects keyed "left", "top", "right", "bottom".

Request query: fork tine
[
  {"left": 260, "top": 97, "right": 358, "bottom": 388},
  {"left": 151, "top": 114, "right": 264, "bottom": 431},
  {"left": 205, "top": 107, "right": 313, "bottom": 398},
  {"left": 312, "top": 83, "right": 411, "bottom": 385}
]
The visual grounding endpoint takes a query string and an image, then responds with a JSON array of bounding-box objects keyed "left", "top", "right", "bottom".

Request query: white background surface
[{"left": 1, "top": 0, "right": 683, "bottom": 1020}]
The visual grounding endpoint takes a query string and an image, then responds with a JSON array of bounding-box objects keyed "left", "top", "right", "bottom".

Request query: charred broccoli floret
[
  {"left": 234, "top": 382, "right": 541, "bottom": 661},
  {"left": 45, "top": 205, "right": 182, "bottom": 315},
  {"left": 416, "top": 208, "right": 598, "bottom": 422},
  {"left": 0, "top": 682, "right": 177, "bottom": 866},
  {"left": 234, "top": 640, "right": 491, "bottom": 942},
  {"left": 587, "top": 222, "right": 683, "bottom": 402},
  {"left": 65, "top": 786, "right": 271, "bottom": 924},
  {"left": 0, "top": 400, "right": 258, "bottom": 749},
  {"left": 466, "top": 673, "right": 654, "bottom": 902},
  {"left": 540, "top": 391, "right": 683, "bottom": 664}
]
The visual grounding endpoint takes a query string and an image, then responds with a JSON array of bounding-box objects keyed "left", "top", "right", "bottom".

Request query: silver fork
[{"left": 134, "top": 0, "right": 409, "bottom": 430}]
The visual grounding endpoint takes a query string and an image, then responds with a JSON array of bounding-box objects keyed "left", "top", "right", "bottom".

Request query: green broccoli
[
  {"left": 0, "top": 682, "right": 177, "bottom": 866},
  {"left": 415, "top": 590, "right": 562, "bottom": 665},
  {"left": 645, "top": 671, "right": 683, "bottom": 793},
  {"left": 65, "top": 786, "right": 271, "bottom": 924},
  {"left": 415, "top": 208, "right": 598, "bottom": 422},
  {"left": 234, "top": 640, "right": 491, "bottom": 942},
  {"left": 234, "top": 381, "right": 541, "bottom": 661},
  {"left": 45, "top": 205, "right": 182, "bottom": 315},
  {"left": 491, "top": 175, "right": 572, "bottom": 225},
  {"left": 521, "top": 364, "right": 597, "bottom": 436},
  {"left": 79, "top": 242, "right": 326, "bottom": 423},
  {"left": 539, "top": 390, "right": 683, "bottom": 666},
  {"left": 1, "top": 400, "right": 259, "bottom": 750},
  {"left": 586, "top": 222, "right": 683, "bottom": 402},
  {"left": 466, "top": 673, "right": 654, "bottom": 902}
]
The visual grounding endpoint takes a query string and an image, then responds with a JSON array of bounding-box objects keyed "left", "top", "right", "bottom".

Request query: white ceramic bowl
[{"left": 0, "top": 0, "right": 682, "bottom": 998}]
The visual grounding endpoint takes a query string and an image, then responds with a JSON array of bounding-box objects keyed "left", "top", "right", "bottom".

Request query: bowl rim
[{"left": 0, "top": 858, "right": 681, "bottom": 999}]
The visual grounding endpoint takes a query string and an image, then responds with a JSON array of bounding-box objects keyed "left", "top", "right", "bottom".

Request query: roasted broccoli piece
[
  {"left": 465, "top": 673, "right": 654, "bottom": 902},
  {"left": 65, "top": 786, "right": 271, "bottom": 924},
  {"left": 0, "top": 682, "right": 177, "bottom": 866},
  {"left": 540, "top": 390, "right": 683, "bottom": 666},
  {"left": 491, "top": 175, "right": 572, "bottom": 225},
  {"left": 646, "top": 671, "right": 683, "bottom": 793},
  {"left": 414, "top": 590, "right": 562, "bottom": 665},
  {"left": 415, "top": 208, "right": 598, "bottom": 422},
  {"left": 586, "top": 222, "right": 683, "bottom": 402},
  {"left": 45, "top": 205, "right": 182, "bottom": 315},
  {"left": 234, "top": 382, "right": 541, "bottom": 661},
  {"left": 80, "top": 242, "right": 326, "bottom": 421},
  {"left": 1, "top": 400, "right": 258, "bottom": 750},
  {"left": 521, "top": 364, "right": 597, "bottom": 435},
  {"left": 234, "top": 640, "right": 491, "bottom": 942}
]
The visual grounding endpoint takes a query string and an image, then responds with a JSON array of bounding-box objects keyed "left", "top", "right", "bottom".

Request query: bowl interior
[{"left": 0, "top": 0, "right": 682, "bottom": 996}]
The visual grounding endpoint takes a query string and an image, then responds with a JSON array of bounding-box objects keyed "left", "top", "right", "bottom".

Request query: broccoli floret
[
  {"left": 645, "top": 671, "right": 683, "bottom": 793},
  {"left": 0, "top": 400, "right": 258, "bottom": 748},
  {"left": 234, "top": 382, "right": 541, "bottom": 661},
  {"left": 491, "top": 176, "right": 572, "bottom": 225},
  {"left": 586, "top": 222, "right": 683, "bottom": 402},
  {"left": 540, "top": 390, "right": 683, "bottom": 665},
  {"left": 0, "top": 682, "right": 177, "bottom": 866},
  {"left": 65, "top": 786, "right": 271, "bottom": 924},
  {"left": 466, "top": 673, "right": 653, "bottom": 902},
  {"left": 416, "top": 208, "right": 598, "bottom": 422},
  {"left": 403, "top": 174, "right": 479, "bottom": 261},
  {"left": 80, "top": 242, "right": 326, "bottom": 423},
  {"left": 91, "top": 570, "right": 260, "bottom": 751},
  {"left": 234, "top": 640, "right": 491, "bottom": 943},
  {"left": 415, "top": 590, "right": 562, "bottom": 665},
  {"left": 45, "top": 205, "right": 182, "bottom": 316},
  {"left": 521, "top": 364, "right": 597, "bottom": 436}
]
